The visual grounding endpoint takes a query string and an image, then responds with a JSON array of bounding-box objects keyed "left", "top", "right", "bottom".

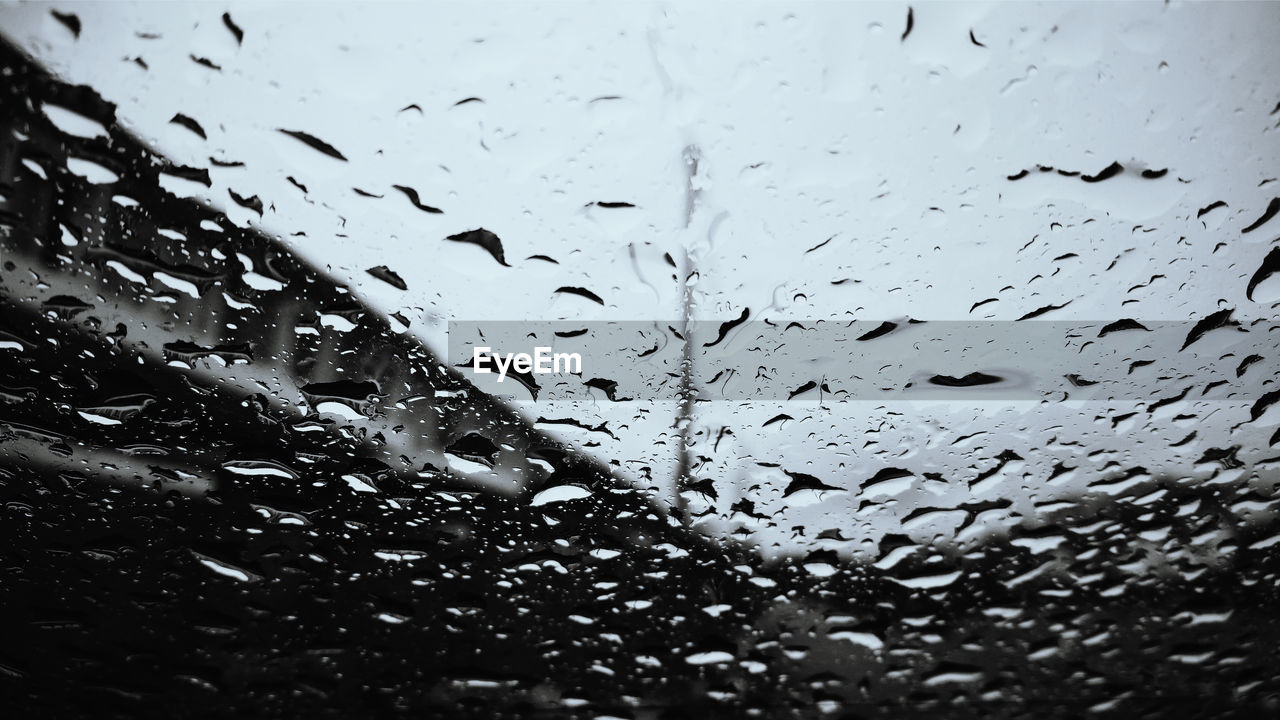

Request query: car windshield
[{"left": 2, "top": 2, "right": 1279, "bottom": 717}]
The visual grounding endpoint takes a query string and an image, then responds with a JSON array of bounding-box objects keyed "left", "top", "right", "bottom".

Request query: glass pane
[{"left": 2, "top": 2, "right": 1278, "bottom": 715}]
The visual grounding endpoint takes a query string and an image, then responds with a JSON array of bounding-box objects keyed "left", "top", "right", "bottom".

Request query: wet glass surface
[{"left": 2, "top": 2, "right": 1279, "bottom": 717}]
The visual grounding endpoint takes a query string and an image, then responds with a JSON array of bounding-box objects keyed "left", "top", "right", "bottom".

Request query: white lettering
[
  {"left": 555, "top": 351, "right": 582, "bottom": 374},
  {"left": 491, "top": 350, "right": 513, "bottom": 382},
  {"left": 470, "top": 347, "right": 583, "bottom": 380}
]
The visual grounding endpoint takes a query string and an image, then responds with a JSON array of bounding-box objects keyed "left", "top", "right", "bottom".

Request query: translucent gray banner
[{"left": 447, "top": 319, "right": 1278, "bottom": 403}]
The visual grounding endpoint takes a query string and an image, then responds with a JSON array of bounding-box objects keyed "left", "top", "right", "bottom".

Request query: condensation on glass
[{"left": 1, "top": 2, "right": 1278, "bottom": 716}]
